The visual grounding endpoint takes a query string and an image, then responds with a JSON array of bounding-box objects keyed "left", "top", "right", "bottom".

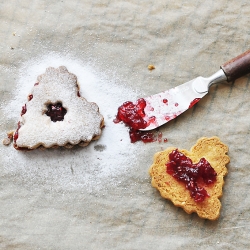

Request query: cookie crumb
[
  {"left": 7, "top": 130, "right": 14, "bottom": 139},
  {"left": 3, "top": 138, "right": 11, "bottom": 146},
  {"left": 148, "top": 64, "right": 155, "bottom": 70},
  {"left": 3, "top": 131, "right": 14, "bottom": 146}
]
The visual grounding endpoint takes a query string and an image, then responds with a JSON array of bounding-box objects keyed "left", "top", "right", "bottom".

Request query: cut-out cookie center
[{"left": 46, "top": 102, "right": 67, "bottom": 122}]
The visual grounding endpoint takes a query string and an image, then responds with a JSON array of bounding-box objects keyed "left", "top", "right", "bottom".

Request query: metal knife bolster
[{"left": 192, "top": 69, "right": 227, "bottom": 94}]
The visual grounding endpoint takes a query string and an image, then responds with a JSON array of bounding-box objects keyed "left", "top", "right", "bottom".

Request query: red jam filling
[
  {"left": 46, "top": 102, "right": 67, "bottom": 122},
  {"left": 21, "top": 104, "right": 27, "bottom": 116},
  {"left": 166, "top": 149, "right": 217, "bottom": 202},
  {"left": 28, "top": 94, "right": 33, "bottom": 101},
  {"left": 13, "top": 121, "right": 21, "bottom": 143}
]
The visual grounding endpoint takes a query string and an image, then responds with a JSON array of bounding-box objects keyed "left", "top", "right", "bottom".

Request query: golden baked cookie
[
  {"left": 149, "top": 136, "right": 230, "bottom": 220},
  {"left": 13, "top": 66, "right": 104, "bottom": 150}
]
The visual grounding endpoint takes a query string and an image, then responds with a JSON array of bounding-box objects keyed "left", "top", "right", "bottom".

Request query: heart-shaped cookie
[{"left": 149, "top": 136, "right": 230, "bottom": 220}]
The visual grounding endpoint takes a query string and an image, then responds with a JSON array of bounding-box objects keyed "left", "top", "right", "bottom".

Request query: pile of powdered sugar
[{"left": 0, "top": 53, "right": 145, "bottom": 193}]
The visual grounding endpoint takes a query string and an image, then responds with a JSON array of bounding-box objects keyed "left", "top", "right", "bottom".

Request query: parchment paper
[{"left": 1, "top": 1, "right": 250, "bottom": 249}]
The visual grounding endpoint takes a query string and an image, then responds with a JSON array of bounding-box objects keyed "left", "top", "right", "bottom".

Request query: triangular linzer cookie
[{"left": 13, "top": 66, "right": 104, "bottom": 150}]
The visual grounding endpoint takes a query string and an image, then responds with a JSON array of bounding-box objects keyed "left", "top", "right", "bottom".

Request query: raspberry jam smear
[
  {"left": 166, "top": 149, "right": 217, "bottom": 202},
  {"left": 114, "top": 98, "right": 159, "bottom": 143},
  {"left": 129, "top": 128, "right": 156, "bottom": 143},
  {"left": 46, "top": 102, "right": 67, "bottom": 122},
  {"left": 189, "top": 98, "right": 200, "bottom": 109},
  {"left": 114, "top": 98, "right": 148, "bottom": 130},
  {"left": 13, "top": 121, "right": 21, "bottom": 143}
]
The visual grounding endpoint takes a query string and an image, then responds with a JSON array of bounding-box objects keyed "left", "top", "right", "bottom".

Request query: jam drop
[
  {"left": 28, "top": 94, "right": 33, "bottom": 101},
  {"left": 46, "top": 102, "right": 67, "bottom": 122},
  {"left": 166, "top": 149, "right": 217, "bottom": 202},
  {"left": 163, "top": 99, "right": 168, "bottom": 104},
  {"left": 21, "top": 104, "right": 27, "bottom": 116},
  {"left": 189, "top": 98, "right": 200, "bottom": 109}
]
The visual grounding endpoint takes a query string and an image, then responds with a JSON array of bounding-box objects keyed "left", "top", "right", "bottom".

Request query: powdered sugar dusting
[{"left": 0, "top": 53, "right": 144, "bottom": 192}]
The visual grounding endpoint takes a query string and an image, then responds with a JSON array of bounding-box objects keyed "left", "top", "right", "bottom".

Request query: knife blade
[{"left": 139, "top": 49, "right": 250, "bottom": 131}]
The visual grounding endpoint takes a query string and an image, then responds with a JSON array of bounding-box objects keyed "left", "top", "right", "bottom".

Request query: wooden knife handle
[{"left": 220, "top": 49, "right": 250, "bottom": 82}]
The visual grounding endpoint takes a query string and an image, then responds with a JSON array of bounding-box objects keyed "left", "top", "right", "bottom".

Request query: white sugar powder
[{"left": 0, "top": 53, "right": 145, "bottom": 192}]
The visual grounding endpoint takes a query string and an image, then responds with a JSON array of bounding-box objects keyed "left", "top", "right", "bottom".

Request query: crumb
[
  {"left": 13, "top": 32, "right": 16, "bottom": 36},
  {"left": 7, "top": 130, "right": 14, "bottom": 139},
  {"left": 2, "top": 131, "right": 14, "bottom": 146},
  {"left": 10, "top": 47, "right": 14, "bottom": 50},
  {"left": 148, "top": 64, "right": 155, "bottom": 70},
  {"left": 3, "top": 138, "right": 11, "bottom": 146}
]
